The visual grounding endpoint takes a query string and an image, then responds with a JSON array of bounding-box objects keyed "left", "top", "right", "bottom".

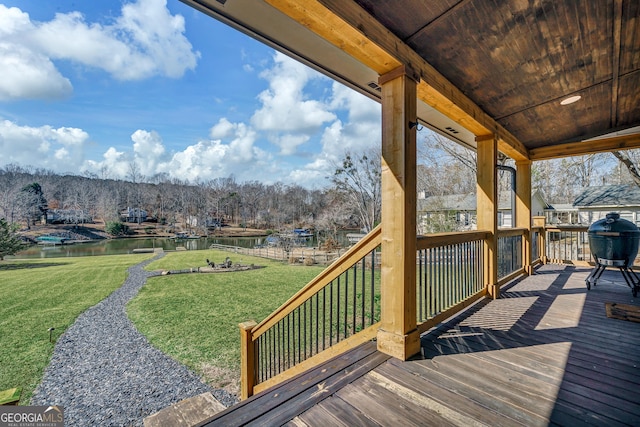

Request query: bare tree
[
  {"left": 330, "top": 148, "right": 381, "bottom": 232},
  {"left": 611, "top": 150, "right": 640, "bottom": 187}
]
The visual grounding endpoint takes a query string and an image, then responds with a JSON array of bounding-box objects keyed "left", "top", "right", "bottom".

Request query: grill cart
[{"left": 586, "top": 212, "right": 640, "bottom": 297}]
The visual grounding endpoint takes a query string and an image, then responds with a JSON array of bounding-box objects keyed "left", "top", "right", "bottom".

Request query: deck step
[{"left": 143, "top": 392, "right": 226, "bottom": 427}]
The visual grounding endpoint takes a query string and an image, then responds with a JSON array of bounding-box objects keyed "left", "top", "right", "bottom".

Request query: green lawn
[
  {"left": 0, "top": 254, "right": 152, "bottom": 404},
  {"left": 128, "top": 250, "right": 324, "bottom": 391}
]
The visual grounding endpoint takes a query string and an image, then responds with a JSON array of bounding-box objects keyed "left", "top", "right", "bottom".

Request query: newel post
[
  {"left": 533, "top": 216, "right": 547, "bottom": 264},
  {"left": 239, "top": 320, "right": 257, "bottom": 400},
  {"left": 376, "top": 65, "right": 421, "bottom": 360}
]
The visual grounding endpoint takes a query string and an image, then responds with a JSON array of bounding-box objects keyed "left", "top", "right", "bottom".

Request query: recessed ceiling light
[{"left": 560, "top": 95, "right": 581, "bottom": 105}]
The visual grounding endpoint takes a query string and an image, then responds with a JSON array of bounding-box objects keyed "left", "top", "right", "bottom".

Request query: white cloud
[
  {"left": 273, "top": 134, "right": 310, "bottom": 156},
  {"left": 251, "top": 52, "right": 335, "bottom": 154},
  {"left": 131, "top": 129, "right": 165, "bottom": 176},
  {"left": 0, "top": 0, "right": 199, "bottom": 100},
  {"left": 209, "top": 118, "right": 235, "bottom": 139},
  {"left": 330, "top": 83, "right": 381, "bottom": 123},
  {"left": 156, "top": 125, "right": 267, "bottom": 182},
  {"left": 0, "top": 119, "right": 89, "bottom": 169},
  {"left": 84, "top": 147, "right": 129, "bottom": 178},
  {"left": 81, "top": 122, "right": 274, "bottom": 183},
  {"left": 284, "top": 83, "right": 381, "bottom": 186},
  {"left": 0, "top": 6, "right": 72, "bottom": 100}
]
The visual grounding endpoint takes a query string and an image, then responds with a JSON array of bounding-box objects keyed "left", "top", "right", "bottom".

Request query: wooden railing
[
  {"left": 415, "top": 231, "right": 488, "bottom": 333},
  {"left": 237, "top": 221, "right": 640, "bottom": 399},
  {"left": 497, "top": 228, "right": 526, "bottom": 284},
  {"left": 239, "top": 225, "right": 382, "bottom": 399},
  {"left": 543, "top": 225, "right": 593, "bottom": 265},
  {"left": 240, "top": 226, "right": 549, "bottom": 398}
]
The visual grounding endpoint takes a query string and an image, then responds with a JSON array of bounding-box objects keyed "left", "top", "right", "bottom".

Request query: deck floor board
[{"left": 200, "top": 265, "right": 640, "bottom": 426}]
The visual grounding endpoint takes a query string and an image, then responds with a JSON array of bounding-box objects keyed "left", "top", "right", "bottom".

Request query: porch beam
[
  {"left": 515, "top": 160, "right": 533, "bottom": 275},
  {"left": 476, "top": 134, "right": 499, "bottom": 298},
  {"left": 377, "top": 65, "right": 421, "bottom": 360},
  {"left": 529, "top": 133, "right": 640, "bottom": 160}
]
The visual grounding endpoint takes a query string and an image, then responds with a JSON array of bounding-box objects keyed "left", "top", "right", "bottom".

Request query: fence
[{"left": 209, "top": 243, "right": 344, "bottom": 265}]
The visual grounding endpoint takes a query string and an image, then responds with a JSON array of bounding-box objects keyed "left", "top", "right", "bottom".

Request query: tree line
[
  {"left": 0, "top": 163, "right": 369, "bottom": 236},
  {"left": 2, "top": 134, "right": 640, "bottom": 237}
]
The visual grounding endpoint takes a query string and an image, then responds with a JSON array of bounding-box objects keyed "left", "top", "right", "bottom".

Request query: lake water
[
  {"left": 12, "top": 230, "right": 358, "bottom": 259},
  {"left": 12, "top": 236, "right": 271, "bottom": 259}
]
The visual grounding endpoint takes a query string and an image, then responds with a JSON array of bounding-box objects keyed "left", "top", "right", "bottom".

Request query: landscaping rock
[{"left": 31, "top": 254, "right": 238, "bottom": 426}]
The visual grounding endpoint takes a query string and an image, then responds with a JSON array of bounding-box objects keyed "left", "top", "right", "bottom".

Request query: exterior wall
[
  {"left": 46, "top": 209, "right": 92, "bottom": 224},
  {"left": 578, "top": 209, "right": 640, "bottom": 226}
]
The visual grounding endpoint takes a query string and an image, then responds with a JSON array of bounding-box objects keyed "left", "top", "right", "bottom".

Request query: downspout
[{"left": 497, "top": 165, "right": 516, "bottom": 228}]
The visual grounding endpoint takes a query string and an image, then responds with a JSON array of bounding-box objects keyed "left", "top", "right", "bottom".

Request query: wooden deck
[{"left": 200, "top": 264, "right": 640, "bottom": 426}]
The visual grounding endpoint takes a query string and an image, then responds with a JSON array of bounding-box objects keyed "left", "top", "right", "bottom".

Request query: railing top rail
[
  {"left": 417, "top": 230, "right": 490, "bottom": 250},
  {"left": 497, "top": 227, "right": 527, "bottom": 238},
  {"left": 251, "top": 224, "right": 382, "bottom": 338},
  {"left": 545, "top": 225, "right": 589, "bottom": 232}
]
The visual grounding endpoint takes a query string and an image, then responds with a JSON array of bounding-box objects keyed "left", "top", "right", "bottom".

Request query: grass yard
[
  {"left": 128, "top": 250, "right": 324, "bottom": 394},
  {"left": 0, "top": 254, "right": 152, "bottom": 404}
]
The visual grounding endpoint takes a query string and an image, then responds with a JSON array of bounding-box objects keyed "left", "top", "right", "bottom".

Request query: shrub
[{"left": 105, "top": 221, "right": 131, "bottom": 236}]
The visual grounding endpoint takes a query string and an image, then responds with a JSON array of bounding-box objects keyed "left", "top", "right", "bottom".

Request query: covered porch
[
  {"left": 201, "top": 263, "right": 640, "bottom": 425},
  {"left": 174, "top": 0, "right": 640, "bottom": 424}
]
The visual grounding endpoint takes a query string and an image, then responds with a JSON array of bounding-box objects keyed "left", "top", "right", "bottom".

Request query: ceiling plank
[
  {"left": 529, "top": 133, "right": 640, "bottom": 161},
  {"left": 612, "top": 0, "right": 623, "bottom": 127},
  {"left": 267, "top": 0, "right": 529, "bottom": 161}
]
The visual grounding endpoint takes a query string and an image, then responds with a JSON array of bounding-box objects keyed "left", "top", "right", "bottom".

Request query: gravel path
[{"left": 31, "top": 254, "right": 238, "bottom": 426}]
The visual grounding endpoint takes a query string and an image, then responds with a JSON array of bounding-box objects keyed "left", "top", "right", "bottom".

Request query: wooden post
[
  {"left": 516, "top": 160, "right": 533, "bottom": 275},
  {"left": 476, "top": 135, "right": 499, "bottom": 299},
  {"left": 533, "top": 216, "right": 547, "bottom": 264},
  {"left": 376, "top": 65, "right": 421, "bottom": 360},
  {"left": 239, "top": 320, "right": 257, "bottom": 400}
]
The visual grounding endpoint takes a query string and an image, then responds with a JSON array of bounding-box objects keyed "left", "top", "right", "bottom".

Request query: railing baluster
[
  {"left": 315, "top": 293, "right": 319, "bottom": 355},
  {"left": 352, "top": 262, "right": 357, "bottom": 335},
  {"left": 303, "top": 300, "right": 307, "bottom": 361},
  {"left": 361, "top": 258, "right": 366, "bottom": 330},
  {"left": 344, "top": 270, "right": 348, "bottom": 339},
  {"left": 329, "top": 279, "right": 334, "bottom": 346},
  {"left": 296, "top": 307, "right": 301, "bottom": 365},
  {"left": 336, "top": 277, "right": 341, "bottom": 342},
  {"left": 322, "top": 286, "right": 326, "bottom": 351}
]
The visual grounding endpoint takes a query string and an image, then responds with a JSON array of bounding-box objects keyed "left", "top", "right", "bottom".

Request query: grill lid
[
  {"left": 587, "top": 212, "right": 640, "bottom": 266},
  {"left": 587, "top": 212, "right": 640, "bottom": 235}
]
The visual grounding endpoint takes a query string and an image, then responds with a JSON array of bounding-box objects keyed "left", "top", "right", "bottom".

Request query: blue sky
[{"left": 0, "top": 0, "right": 382, "bottom": 187}]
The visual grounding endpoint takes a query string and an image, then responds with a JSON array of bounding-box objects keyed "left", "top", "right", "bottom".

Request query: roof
[
  {"left": 547, "top": 203, "right": 577, "bottom": 211},
  {"left": 182, "top": 0, "right": 640, "bottom": 160},
  {"left": 572, "top": 184, "right": 640, "bottom": 208}
]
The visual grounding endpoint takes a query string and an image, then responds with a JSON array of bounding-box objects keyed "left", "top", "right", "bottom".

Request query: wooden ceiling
[
  {"left": 182, "top": 0, "right": 640, "bottom": 160},
  {"left": 354, "top": 0, "right": 640, "bottom": 148}
]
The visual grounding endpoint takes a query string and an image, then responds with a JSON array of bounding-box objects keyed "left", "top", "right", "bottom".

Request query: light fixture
[{"left": 560, "top": 95, "right": 581, "bottom": 105}]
